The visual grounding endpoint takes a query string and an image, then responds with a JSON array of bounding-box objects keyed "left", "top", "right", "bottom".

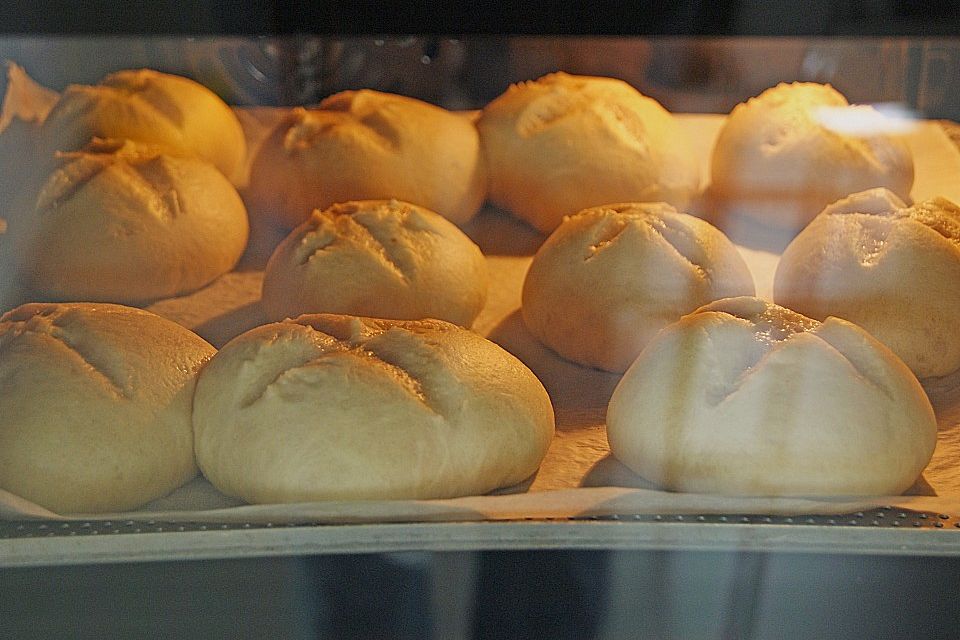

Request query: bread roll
[
  {"left": 522, "top": 202, "right": 755, "bottom": 372},
  {"left": 477, "top": 72, "right": 700, "bottom": 233},
  {"left": 774, "top": 188, "right": 960, "bottom": 378},
  {"left": 193, "top": 314, "right": 555, "bottom": 503},
  {"left": 607, "top": 297, "right": 937, "bottom": 497},
  {"left": 710, "top": 82, "right": 914, "bottom": 231},
  {"left": 0, "top": 302, "right": 214, "bottom": 513},
  {"left": 262, "top": 200, "right": 487, "bottom": 326},
  {"left": 17, "top": 140, "right": 249, "bottom": 304},
  {"left": 245, "top": 90, "right": 487, "bottom": 228},
  {"left": 38, "top": 68, "right": 247, "bottom": 186}
]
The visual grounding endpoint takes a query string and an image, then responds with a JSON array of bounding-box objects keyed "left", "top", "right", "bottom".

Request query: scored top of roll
[
  {"left": 16, "top": 139, "right": 249, "bottom": 304},
  {"left": 607, "top": 296, "right": 937, "bottom": 497},
  {"left": 477, "top": 72, "right": 701, "bottom": 234},
  {"left": 710, "top": 82, "right": 914, "bottom": 232},
  {"left": 39, "top": 68, "right": 248, "bottom": 186},
  {"left": 245, "top": 89, "right": 488, "bottom": 229}
]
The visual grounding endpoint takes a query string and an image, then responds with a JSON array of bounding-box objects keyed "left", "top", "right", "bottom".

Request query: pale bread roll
[
  {"left": 38, "top": 68, "right": 247, "bottom": 186},
  {"left": 0, "top": 302, "right": 214, "bottom": 513},
  {"left": 193, "top": 314, "right": 555, "bottom": 503},
  {"left": 774, "top": 188, "right": 960, "bottom": 378},
  {"left": 17, "top": 140, "right": 249, "bottom": 304},
  {"left": 710, "top": 82, "right": 914, "bottom": 231},
  {"left": 522, "top": 202, "right": 755, "bottom": 372},
  {"left": 477, "top": 72, "right": 700, "bottom": 233},
  {"left": 262, "top": 200, "right": 487, "bottom": 326},
  {"left": 607, "top": 297, "right": 937, "bottom": 497},
  {"left": 244, "top": 90, "right": 487, "bottom": 228}
]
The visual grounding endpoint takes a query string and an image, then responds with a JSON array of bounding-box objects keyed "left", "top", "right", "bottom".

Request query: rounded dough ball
[
  {"left": 477, "top": 72, "right": 700, "bottom": 233},
  {"left": 17, "top": 140, "right": 249, "bottom": 304},
  {"left": 0, "top": 302, "right": 214, "bottom": 513},
  {"left": 774, "top": 188, "right": 960, "bottom": 378},
  {"left": 38, "top": 68, "right": 247, "bottom": 186},
  {"left": 607, "top": 297, "right": 937, "bottom": 497},
  {"left": 262, "top": 200, "right": 488, "bottom": 327},
  {"left": 710, "top": 82, "right": 914, "bottom": 231},
  {"left": 245, "top": 90, "right": 487, "bottom": 228},
  {"left": 193, "top": 314, "right": 555, "bottom": 503},
  {"left": 522, "top": 202, "right": 755, "bottom": 372}
]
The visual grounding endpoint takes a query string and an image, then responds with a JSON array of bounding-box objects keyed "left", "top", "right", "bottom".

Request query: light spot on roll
[{"left": 814, "top": 103, "right": 918, "bottom": 137}]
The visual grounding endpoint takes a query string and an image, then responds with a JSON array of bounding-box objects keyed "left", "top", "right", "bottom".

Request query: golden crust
[
  {"left": 244, "top": 90, "right": 487, "bottom": 229},
  {"left": 39, "top": 69, "right": 247, "bottom": 186},
  {"left": 477, "top": 72, "right": 701, "bottom": 233}
]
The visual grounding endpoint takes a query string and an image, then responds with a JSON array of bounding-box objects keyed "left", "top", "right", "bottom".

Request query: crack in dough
[
  {"left": 295, "top": 226, "right": 336, "bottom": 267},
  {"left": 303, "top": 204, "right": 412, "bottom": 282},
  {"left": 35, "top": 154, "right": 112, "bottom": 214},
  {"left": 584, "top": 216, "right": 627, "bottom": 261},
  {"left": 347, "top": 213, "right": 411, "bottom": 283},
  {"left": 516, "top": 88, "right": 580, "bottom": 138},
  {"left": 901, "top": 198, "right": 960, "bottom": 245},
  {"left": 851, "top": 217, "right": 889, "bottom": 266},
  {"left": 644, "top": 215, "right": 709, "bottom": 279}
]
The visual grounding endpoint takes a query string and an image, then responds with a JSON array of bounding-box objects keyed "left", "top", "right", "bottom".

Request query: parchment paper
[{"left": 4, "top": 114, "right": 960, "bottom": 523}]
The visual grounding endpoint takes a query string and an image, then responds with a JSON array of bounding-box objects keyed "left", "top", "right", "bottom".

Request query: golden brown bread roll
[
  {"left": 607, "top": 297, "right": 937, "bottom": 497},
  {"left": 244, "top": 90, "right": 487, "bottom": 229},
  {"left": 262, "top": 200, "right": 487, "bottom": 326},
  {"left": 477, "top": 72, "right": 701, "bottom": 233},
  {"left": 38, "top": 68, "right": 247, "bottom": 186},
  {"left": 16, "top": 140, "right": 249, "bottom": 304},
  {"left": 193, "top": 314, "right": 555, "bottom": 503},
  {"left": 0, "top": 302, "right": 214, "bottom": 513},
  {"left": 774, "top": 188, "right": 960, "bottom": 378},
  {"left": 522, "top": 202, "right": 755, "bottom": 372},
  {"left": 710, "top": 82, "right": 914, "bottom": 231}
]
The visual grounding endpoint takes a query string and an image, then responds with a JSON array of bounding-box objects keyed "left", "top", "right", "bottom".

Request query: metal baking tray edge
[{"left": 2, "top": 512, "right": 960, "bottom": 568}]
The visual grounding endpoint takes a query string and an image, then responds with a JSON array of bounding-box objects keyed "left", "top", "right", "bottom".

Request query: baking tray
[{"left": 3, "top": 116, "right": 960, "bottom": 567}]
